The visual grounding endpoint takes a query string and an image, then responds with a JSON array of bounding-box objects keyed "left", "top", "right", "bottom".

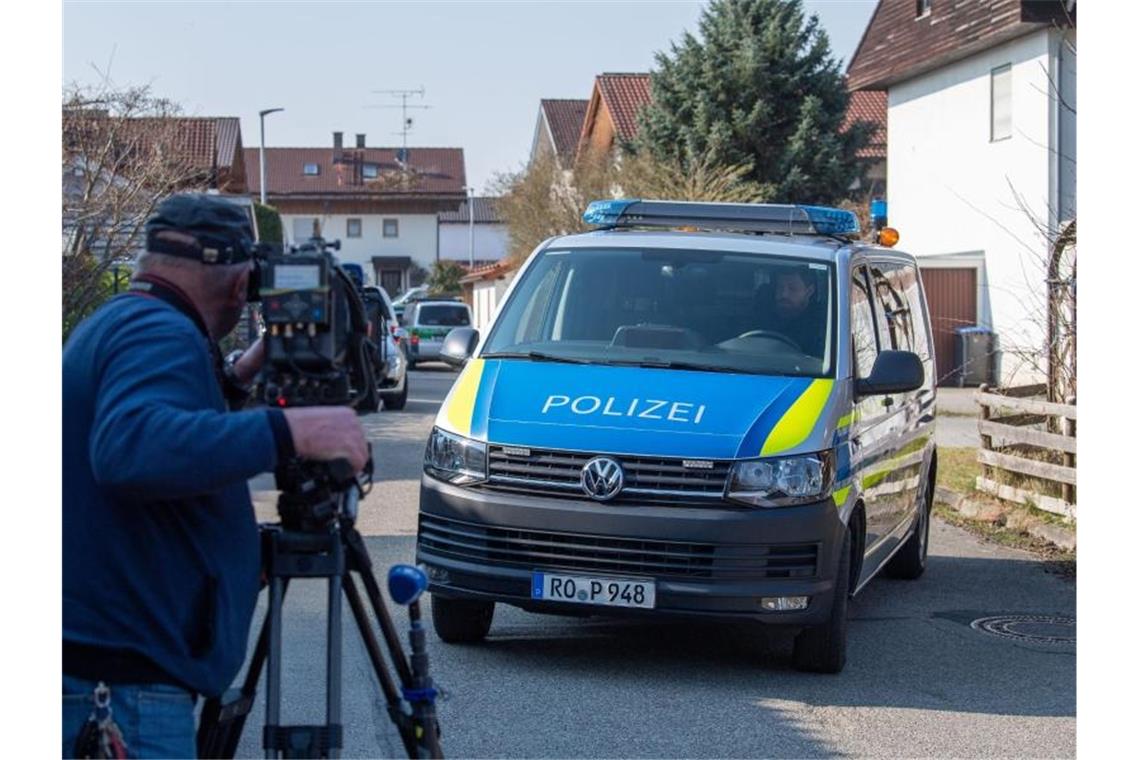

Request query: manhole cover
[{"left": 970, "top": 614, "right": 1075, "bottom": 644}]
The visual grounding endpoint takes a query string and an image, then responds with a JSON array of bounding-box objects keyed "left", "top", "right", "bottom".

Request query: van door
[
  {"left": 865, "top": 261, "right": 930, "bottom": 546},
  {"left": 850, "top": 264, "right": 902, "bottom": 563}
]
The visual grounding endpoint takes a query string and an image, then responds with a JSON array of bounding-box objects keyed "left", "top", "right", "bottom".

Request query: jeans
[{"left": 62, "top": 675, "right": 196, "bottom": 759}]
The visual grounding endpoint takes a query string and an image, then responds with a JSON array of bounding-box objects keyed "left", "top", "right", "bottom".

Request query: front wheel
[
  {"left": 793, "top": 527, "right": 851, "bottom": 673},
  {"left": 381, "top": 378, "right": 408, "bottom": 411},
  {"left": 431, "top": 595, "right": 494, "bottom": 643}
]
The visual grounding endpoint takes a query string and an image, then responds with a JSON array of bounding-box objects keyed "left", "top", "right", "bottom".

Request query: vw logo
[{"left": 581, "top": 457, "right": 624, "bottom": 501}]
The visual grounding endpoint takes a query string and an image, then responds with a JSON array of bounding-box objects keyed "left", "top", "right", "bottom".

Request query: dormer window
[
  {"left": 362, "top": 164, "right": 379, "bottom": 179},
  {"left": 916, "top": 0, "right": 931, "bottom": 18},
  {"left": 303, "top": 163, "right": 320, "bottom": 176}
]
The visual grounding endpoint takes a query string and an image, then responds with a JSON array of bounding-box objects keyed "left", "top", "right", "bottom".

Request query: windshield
[
  {"left": 417, "top": 304, "right": 471, "bottom": 327},
  {"left": 483, "top": 247, "right": 835, "bottom": 377}
]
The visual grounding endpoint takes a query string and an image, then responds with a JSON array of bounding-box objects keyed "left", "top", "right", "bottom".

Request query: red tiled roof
[
  {"left": 439, "top": 196, "right": 502, "bottom": 224},
  {"left": 842, "top": 90, "right": 887, "bottom": 160},
  {"left": 122, "top": 117, "right": 241, "bottom": 170},
  {"left": 596, "top": 73, "right": 652, "bottom": 141},
  {"left": 540, "top": 99, "right": 589, "bottom": 166},
  {"left": 459, "top": 259, "right": 517, "bottom": 284},
  {"left": 846, "top": 0, "right": 1073, "bottom": 91},
  {"left": 243, "top": 147, "right": 466, "bottom": 196}
]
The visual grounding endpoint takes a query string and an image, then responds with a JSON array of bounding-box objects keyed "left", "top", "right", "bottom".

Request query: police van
[{"left": 416, "top": 200, "right": 936, "bottom": 673}]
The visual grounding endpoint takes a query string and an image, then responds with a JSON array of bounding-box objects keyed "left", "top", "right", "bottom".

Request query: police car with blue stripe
[{"left": 416, "top": 199, "right": 936, "bottom": 673}]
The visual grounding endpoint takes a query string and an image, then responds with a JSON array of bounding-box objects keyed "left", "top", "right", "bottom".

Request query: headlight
[
  {"left": 424, "top": 427, "right": 487, "bottom": 485},
  {"left": 727, "top": 451, "right": 834, "bottom": 507}
]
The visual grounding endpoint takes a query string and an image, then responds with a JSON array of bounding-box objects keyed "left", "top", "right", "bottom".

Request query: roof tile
[
  {"left": 540, "top": 99, "right": 588, "bottom": 166},
  {"left": 439, "top": 196, "right": 502, "bottom": 224},
  {"left": 842, "top": 90, "right": 887, "bottom": 159},
  {"left": 596, "top": 73, "right": 652, "bottom": 141}
]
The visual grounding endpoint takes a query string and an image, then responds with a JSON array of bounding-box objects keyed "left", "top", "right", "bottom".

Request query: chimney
[
  {"left": 333, "top": 131, "right": 343, "bottom": 162},
  {"left": 355, "top": 133, "right": 366, "bottom": 149}
]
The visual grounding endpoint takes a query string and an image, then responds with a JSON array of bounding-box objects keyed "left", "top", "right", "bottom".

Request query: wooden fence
[{"left": 975, "top": 383, "right": 1076, "bottom": 521}]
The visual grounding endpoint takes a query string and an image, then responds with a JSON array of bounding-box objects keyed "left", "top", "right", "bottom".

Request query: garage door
[{"left": 918, "top": 267, "right": 977, "bottom": 386}]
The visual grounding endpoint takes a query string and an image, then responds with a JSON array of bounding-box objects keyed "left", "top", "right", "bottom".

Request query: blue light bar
[
  {"left": 800, "top": 205, "right": 861, "bottom": 236},
  {"left": 582, "top": 199, "right": 640, "bottom": 226},
  {"left": 581, "top": 199, "right": 860, "bottom": 237}
]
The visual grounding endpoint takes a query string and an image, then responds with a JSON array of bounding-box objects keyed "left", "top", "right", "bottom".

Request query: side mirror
[
  {"left": 440, "top": 327, "right": 480, "bottom": 368},
  {"left": 856, "top": 350, "right": 924, "bottom": 396}
]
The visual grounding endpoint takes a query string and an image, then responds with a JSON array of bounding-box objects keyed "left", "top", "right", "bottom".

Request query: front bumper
[{"left": 416, "top": 475, "right": 847, "bottom": 626}]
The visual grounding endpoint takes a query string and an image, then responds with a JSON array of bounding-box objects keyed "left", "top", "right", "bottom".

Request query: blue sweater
[{"left": 63, "top": 291, "right": 281, "bottom": 697}]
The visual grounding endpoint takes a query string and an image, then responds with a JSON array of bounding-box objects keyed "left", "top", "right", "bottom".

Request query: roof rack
[{"left": 582, "top": 199, "right": 860, "bottom": 237}]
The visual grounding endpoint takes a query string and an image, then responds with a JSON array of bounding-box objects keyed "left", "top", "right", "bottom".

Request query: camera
[{"left": 249, "top": 237, "right": 380, "bottom": 413}]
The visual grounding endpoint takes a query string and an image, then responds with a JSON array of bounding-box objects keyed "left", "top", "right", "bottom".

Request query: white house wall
[
  {"left": 280, "top": 212, "right": 439, "bottom": 282},
  {"left": 438, "top": 223, "right": 510, "bottom": 262},
  {"left": 887, "top": 28, "right": 1066, "bottom": 384}
]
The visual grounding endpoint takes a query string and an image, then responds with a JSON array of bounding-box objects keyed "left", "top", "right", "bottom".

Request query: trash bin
[{"left": 954, "top": 326, "right": 1001, "bottom": 387}]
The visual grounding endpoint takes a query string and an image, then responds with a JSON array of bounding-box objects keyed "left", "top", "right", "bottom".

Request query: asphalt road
[{"left": 238, "top": 366, "right": 1075, "bottom": 758}]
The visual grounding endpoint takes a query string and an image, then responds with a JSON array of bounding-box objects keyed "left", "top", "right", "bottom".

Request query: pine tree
[{"left": 635, "top": 0, "right": 873, "bottom": 205}]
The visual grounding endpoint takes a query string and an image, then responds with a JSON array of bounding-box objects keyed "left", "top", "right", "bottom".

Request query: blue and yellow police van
[{"left": 415, "top": 200, "right": 936, "bottom": 673}]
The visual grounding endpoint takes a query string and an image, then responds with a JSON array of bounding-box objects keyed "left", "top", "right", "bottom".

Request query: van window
[
  {"left": 868, "top": 263, "right": 917, "bottom": 354},
  {"left": 851, "top": 266, "right": 879, "bottom": 380},
  {"left": 897, "top": 264, "right": 932, "bottom": 363},
  {"left": 417, "top": 304, "right": 470, "bottom": 327},
  {"left": 484, "top": 247, "right": 835, "bottom": 377}
]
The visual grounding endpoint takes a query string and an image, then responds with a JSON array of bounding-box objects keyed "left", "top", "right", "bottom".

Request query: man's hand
[
  {"left": 232, "top": 338, "right": 266, "bottom": 386},
  {"left": 282, "top": 407, "right": 369, "bottom": 472}
]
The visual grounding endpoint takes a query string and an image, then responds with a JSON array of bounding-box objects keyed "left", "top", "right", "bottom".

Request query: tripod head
[{"left": 274, "top": 452, "right": 371, "bottom": 532}]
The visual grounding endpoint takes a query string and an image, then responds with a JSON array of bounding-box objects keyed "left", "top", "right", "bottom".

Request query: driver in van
[{"left": 754, "top": 265, "right": 826, "bottom": 358}]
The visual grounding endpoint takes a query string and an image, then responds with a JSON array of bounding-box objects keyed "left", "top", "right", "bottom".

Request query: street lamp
[
  {"left": 464, "top": 186, "right": 475, "bottom": 268},
  {"left": 258, "top": 108, "right": 284, "bottom": 205}
]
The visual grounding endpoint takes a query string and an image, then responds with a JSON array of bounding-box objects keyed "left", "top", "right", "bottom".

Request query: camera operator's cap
[{"left": 145, "top": 193, "right": 255, "bottom": 265}]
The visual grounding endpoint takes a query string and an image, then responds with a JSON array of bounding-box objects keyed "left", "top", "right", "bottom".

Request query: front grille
[
  {"left": 484, "top": 445, "right": 731, "bottom": 504},
  {"left": 418, "top": 513, "right": 819, "bottom": 580}
]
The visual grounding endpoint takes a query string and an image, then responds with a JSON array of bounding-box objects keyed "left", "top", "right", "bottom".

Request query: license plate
[{"left": 531, "top": 572, "right": 656, "bottom": 609}]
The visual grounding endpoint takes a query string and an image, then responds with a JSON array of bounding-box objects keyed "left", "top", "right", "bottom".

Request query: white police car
[{"left": 417, "top": 200, "right": 936, "bottom": 673}]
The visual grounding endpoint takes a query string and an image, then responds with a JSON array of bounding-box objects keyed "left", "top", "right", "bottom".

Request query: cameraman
[{"left": 62, "top": 194, "right": 367, "bottom": 758}]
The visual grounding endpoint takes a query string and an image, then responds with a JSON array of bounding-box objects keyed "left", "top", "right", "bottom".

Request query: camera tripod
[{"left": 196, "top": 460, "right": 443, "bottom": 759}]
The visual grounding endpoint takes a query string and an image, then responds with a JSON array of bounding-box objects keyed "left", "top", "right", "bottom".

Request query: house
[
  {"left": 244, "top": 132, "right": 466, "bottom": 296},
  {"left": 846, "top": 0, "right": 1076, "bottom": 384},
  {"left": 438, "top": 196, "right": 509, "bottom": 265},
  {"left": 842, "top": 89, "right": 888, "bottom": 197},
  {"left": 576, "top": 73, "right": 653, "bottom": 162},
  {"left": 459, "top": 260, "right": 517, "bottom": 332},
  {"left": 63, "top": 113, "right": 249, "bottom": 262},
  {"left": 529, "top": 98, "right": 589, "bottom": 169}
]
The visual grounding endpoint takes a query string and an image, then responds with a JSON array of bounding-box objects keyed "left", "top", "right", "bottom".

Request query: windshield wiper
[
  {"left": 481, "top": 351, "right": 595, "bottom": 365},
  {"left": 618, "top": 359, "right": 743, "bottom": 374}
]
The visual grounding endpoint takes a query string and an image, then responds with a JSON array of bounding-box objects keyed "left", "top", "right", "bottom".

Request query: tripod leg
[
  {"left": 327, "top": 575, "right": 342, "bottom": 760},
  {"left": 343, "top": 527, "right": 415, "bottom": 687},
  {"left": 265, "top": 574, "right": 285, "bottom": 760},
  {"left": 197, "top": 579, "right": 284, "bottom": 759},
  {"left": 342, "top": 573, "right": 420, "bottom": 759}
]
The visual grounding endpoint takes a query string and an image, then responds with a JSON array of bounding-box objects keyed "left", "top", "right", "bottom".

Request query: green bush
[
  {"left": 254, "top": 202, "right": 283, "bottom": 244},
  {"left": 428, "top": 260, "right": 465, "bottom": 296}
]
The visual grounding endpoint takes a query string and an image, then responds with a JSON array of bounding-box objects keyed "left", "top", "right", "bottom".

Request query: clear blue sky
[{"left": 63, "top": 1, "right": 877, "bottom": 194}]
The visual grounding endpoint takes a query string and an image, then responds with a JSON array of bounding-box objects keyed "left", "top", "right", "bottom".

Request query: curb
[{"left": 934, "top": 485, "right": 1076, "bottom": 552}]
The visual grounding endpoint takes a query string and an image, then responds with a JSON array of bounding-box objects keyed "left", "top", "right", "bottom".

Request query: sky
[{"left": 63, "top": 0, "right": 877, "bottom": 195}]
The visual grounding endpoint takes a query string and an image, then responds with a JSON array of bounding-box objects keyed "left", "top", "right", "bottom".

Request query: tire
[
  {"left": 431, "top": 595, "right": 494, "bottom": 643},
  {"left": 793, "top": 527, "right": 851, "bottom": 674},
  {"left": 381, "top": 379, "right": 408, "bottom": 411},
  {"left": 885, "top": 468, "right": 934, "bottom": 580}
]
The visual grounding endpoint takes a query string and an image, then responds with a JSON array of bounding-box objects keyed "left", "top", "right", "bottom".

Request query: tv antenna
[{"left": 366, "top": 87, "right": 432, "bottom": 160}]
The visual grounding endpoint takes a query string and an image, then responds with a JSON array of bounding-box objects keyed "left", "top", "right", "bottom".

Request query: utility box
[{"left": 954, "top": 326, "right": 1000, "bottom": 387}]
